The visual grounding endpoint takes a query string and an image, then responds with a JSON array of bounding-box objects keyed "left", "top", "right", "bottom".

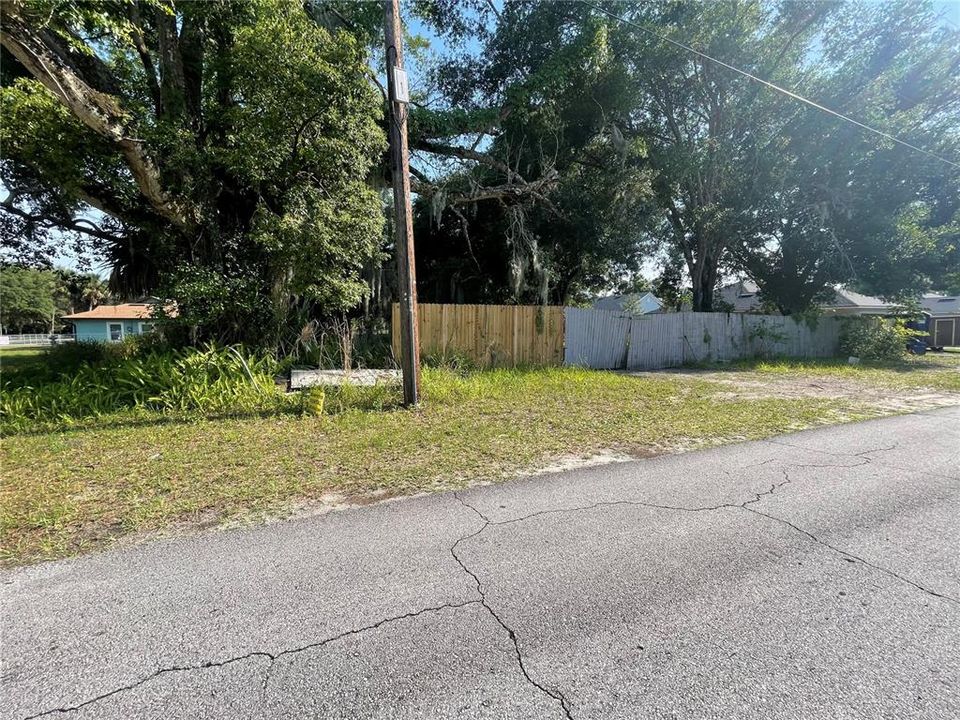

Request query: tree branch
[
  {"left": 1, "top": 193, "right": 123, "bottom": 242},
  {"left": 128, "top": 2, "right": 161, "bottom": 114},
  {"left": 409, "top": 165, "right": 431, "bottom": 184},
  {"left": 412, "top": 138, "right": 523, "bottom": 183},
  {"left": 155, "top": 4, "right": 186, "bottom": 118},
  {"left": 411, "top": 169, "right": 559, "bottom": 207},
  {"left": 179, "top": 12, "right": 204, "bottom": 125},
  {"left": 0, "top": 8, "right": 194, "bottom": 230}
]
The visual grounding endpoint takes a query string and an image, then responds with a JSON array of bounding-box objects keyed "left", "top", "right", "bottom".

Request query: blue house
[{"left": 62, "top": 303, "right": 163, "bottom": 342}]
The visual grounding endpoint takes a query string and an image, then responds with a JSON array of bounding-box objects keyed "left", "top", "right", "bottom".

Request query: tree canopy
[
  {"left": 2, "top": 0, "right": 958, "bottom": 336},
  {"left": 409, "top": 1, "right": 656, "bottom": 304},
  {"left": 2, "top": 0, "right": 385, "bottom": 345},
  {"left": 410, "top": 0, "right": 959, "bottom": 311},
  {"left": 0, "top": 265, "right": 109, "bottom": 333},
  {"left": 0, "top": 265, "right": 55, "bottom": 332}
]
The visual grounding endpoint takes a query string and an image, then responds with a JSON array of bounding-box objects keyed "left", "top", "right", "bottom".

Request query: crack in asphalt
[
  {"left": 21, "top": 655, "right": 271, "bottom": 719},
  {"left": 483, "top": 498, "right": 735, "bottom": 530},
  {"left": 765, "top": 438, "right": 887, "bottom": 460},
  {"left": 491, "top": 500, "right": 957, "bottom": 609},
  {"left": 19, "top": 430, "right": 957, "bottom": 719},
  {"left": 461, "top": 465, "right": 797, "bottom": 530},
  {"left": 764, "top": 437, "right": 960, "bottom": 482},
  {"left": 20, "top": 601, "right": 480, "bottom": 719},
  {"left": 468, "top": 452, "right": 884, "bottom": 532},
  {"left": 742, "top": 506, "right": 959, "bottom": 605},
  {"left": 451, "top": 452, "right": 957, "bottom": 621},
  {"left": 739, "top": 458, "right": 776, "bottom": 469},
  {"left": 451, "top": 493, "right": 574, "bottom": 719},
  {"left": 855, "top": 442, "right": 900, "bottom": 457},
  {"left": 741, "top": 468, "right": 792, "bottom": 507}
]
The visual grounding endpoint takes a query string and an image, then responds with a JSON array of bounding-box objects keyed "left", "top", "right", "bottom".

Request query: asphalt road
[{"left": 3, "top": 408, "right": 958, "bottom": 719}]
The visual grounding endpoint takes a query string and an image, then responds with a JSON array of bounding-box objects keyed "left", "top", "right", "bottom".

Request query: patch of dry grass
[{"left": 733, "top": 353, "right": 960, "bottom": 393}]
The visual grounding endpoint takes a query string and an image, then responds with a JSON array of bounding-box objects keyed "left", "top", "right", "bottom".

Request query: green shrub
[
  {"left": 283, "top": 317, "right": 394, "bottom": 371},
  {"left": 839, "top": 317, "right": 919, "bottom": 361},
  {"left": 44, "top": 341, "right": 110, "bottom": 377},
  {"left": 29, "top": 335, "right": 170, "bottom": 383},
  {"left": 352, "top": 330, "right": 394, "bottom": 369},
  {"left": 0, "top": 344, "right": 297, "bottom": 432}
]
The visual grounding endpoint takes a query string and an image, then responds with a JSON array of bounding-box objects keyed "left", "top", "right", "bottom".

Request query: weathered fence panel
[
  {"left": 393, "top": 303, "right": 564, "bottom": 367},
  {"left": 563, "top": 307, "right": 631, "bottom": 369},
  {"left": 626, "top": 314, "right": 685, "bottom": 369},
  {"left": 565, "top": 309, "right": 841, "bottom": 370}
]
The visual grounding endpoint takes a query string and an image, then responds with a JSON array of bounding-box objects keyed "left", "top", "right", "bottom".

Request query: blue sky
[
  {"left": 401, "top": 7, "right": 484, "bottom": 103},
  {"left": 932, "top": 0, "right": 959, "bottom": 27}
]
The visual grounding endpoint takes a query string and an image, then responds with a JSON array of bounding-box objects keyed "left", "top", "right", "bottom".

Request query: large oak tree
[{"left": 2, "top": 0, "right": 385, "bottom": 345}]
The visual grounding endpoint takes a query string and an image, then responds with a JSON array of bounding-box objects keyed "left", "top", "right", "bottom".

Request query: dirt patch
[
  {"left": 631, "top": 367, "right": 960, "bottom": 413},
  {"left": 613, "top": 444, "right": 668, "bottom": 460},
  {"left": 522, "top": 448, "right": 637, "bottom": 475}
]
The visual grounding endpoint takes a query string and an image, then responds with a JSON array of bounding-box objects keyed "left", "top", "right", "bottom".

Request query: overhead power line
[{"left": 585, "top": 2, "right": 960, "bottom": 170}]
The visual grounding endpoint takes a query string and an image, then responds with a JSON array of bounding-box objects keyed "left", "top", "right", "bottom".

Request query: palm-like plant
[{"left": 81, "top": 277, "right": 109, "bottom": 310}]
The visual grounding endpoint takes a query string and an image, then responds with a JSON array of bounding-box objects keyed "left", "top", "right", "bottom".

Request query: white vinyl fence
[
  {"left": 564, "top": 309, "right": 841, "bottom": 370},
  {"left": 0, "top": 333, "right": 76, "bottom": 347}
]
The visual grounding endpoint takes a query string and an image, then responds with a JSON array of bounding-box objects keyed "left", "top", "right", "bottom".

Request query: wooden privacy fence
[
  {"left": 564, "top": 308, "right": 842, "bottom": 370},
  {"left": 392, "top": 303, "right": 565, "bottom": 367},
  {"left": 393, "top": 304, "right": 841, "bottom": 369}
]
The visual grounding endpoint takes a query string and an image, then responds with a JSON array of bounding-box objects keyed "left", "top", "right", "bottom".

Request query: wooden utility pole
[{"left": 383, "top": 0, "right": 420, "bottom": 406}]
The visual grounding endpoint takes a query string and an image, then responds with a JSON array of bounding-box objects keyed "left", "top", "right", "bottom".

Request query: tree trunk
[{"left": 689, "top": 252, "right": 719, "bottom": 312}]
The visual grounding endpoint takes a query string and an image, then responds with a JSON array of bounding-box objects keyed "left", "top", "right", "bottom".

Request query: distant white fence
[
  {"left": 0, "top": 333, "right": 76, "bottom": 347},
  {"left": 564, "top": 309, "right": 841, "bottom": 370}
]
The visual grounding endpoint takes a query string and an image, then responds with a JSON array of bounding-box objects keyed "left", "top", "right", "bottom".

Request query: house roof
[
  {"left": 717, "top": 280, "right": 763, "bottom": 313},
  {"left": 593, "top": 292, "right": 663, "bottom": 314},
  {"left": 717, "top": 281, "right": 896, "bottom": 314},
  {"left": 823, "top": 288, "right": 894, "bottom": 310},
  {"left": 921, "top": 293, "right": 960, "bottom": 315},
  {"left": 62, "top": 303, "right": 173, "bottom": 320}
]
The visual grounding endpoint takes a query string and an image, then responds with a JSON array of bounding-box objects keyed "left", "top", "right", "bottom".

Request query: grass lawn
[
  {"left": 3, "top": 354, "right": 958, "bottom": 566},
  {"left": 0, "top": 346, "right": 47, "bottom": 372}
]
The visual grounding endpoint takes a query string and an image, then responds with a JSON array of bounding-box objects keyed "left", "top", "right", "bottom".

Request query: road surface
[{"left": 3, "top": 408, "right": 958, "bottom": 719}]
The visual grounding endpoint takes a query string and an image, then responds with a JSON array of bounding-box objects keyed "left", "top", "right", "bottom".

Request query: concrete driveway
[{"left": 3, "top": 408, "right": 958, "bottom": 719}]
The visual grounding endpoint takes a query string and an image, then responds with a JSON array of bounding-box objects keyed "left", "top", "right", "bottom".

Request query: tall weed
[
  {"left": 1, "top": 345, "right": 295, "bottom": 432},
  {"left": 839, "top": 317, "right": 921, "bottom": 360}
]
